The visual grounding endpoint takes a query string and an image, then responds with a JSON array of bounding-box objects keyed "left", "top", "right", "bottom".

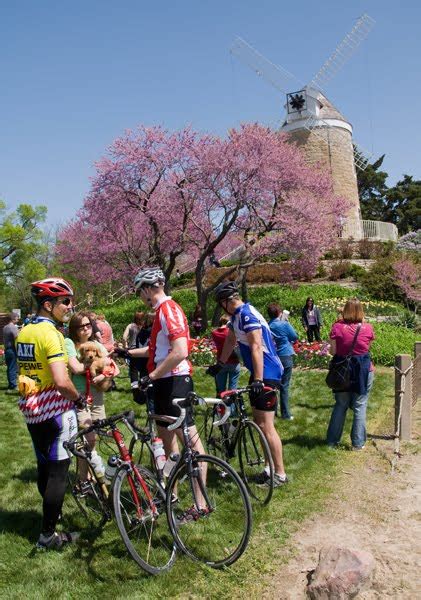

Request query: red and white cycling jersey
[{"left": 147, "top": 296, "right": 192, "bottom": 378}]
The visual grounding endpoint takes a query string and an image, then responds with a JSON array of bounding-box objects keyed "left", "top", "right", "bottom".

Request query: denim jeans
[
  {"left": 278, "top": 355, "right": 294, "bottom": 418},
  {"left": 215, "top": 363, "right": 241, "bottom": 396},
  {"left": 326, "top": 371, "right": 374, "bottom": 448},
  {"left": 5, "top": 348, "right": 18, "bottom": 389}
]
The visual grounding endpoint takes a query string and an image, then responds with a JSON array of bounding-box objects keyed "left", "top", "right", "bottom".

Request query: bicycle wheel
[
  {"left": 238, "top": 420, "right": 274, "bottom": 505},
  {"left": 67, "top": 462, "right": 111, "bottom": 528},
  {"left": 204, "top": 407, "right": 229, "bottom": 461},
  {"left": 113, "top": 464, "right": 176, "bottom": 575},
  {"left": 166, "top": 454, "right": 252, "bottom": 568}
]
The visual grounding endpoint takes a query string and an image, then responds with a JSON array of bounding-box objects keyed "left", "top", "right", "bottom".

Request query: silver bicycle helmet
[{"left": 134, "top": 267, "right": 165, "bottom": 291}]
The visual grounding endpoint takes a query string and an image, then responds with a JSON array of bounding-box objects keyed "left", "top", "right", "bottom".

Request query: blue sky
[{"left": 1, "top": 0, "right": 420, "bottom": 227}]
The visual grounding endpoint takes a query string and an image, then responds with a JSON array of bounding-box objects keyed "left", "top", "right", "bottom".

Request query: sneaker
[
  {"left": 253, "top": 471, "right": 271, "bottom": 485},
  {"left": 281, "top": 415, "right": 294, "bottom": 420},
  {"left": 36, "top": 531, "right": 80, "bottom": 551},
  {"left": 74, "top": 479, "right": 93, "bottom": 497},
  {"left": 272, "top": 474, "right": 289, "bottom": 488},
  {"left": 352, "top": 445, "right": 365, "bottom": 451},
  {"left": 176, "top": 505, "right": 210, "bottom": 527}
]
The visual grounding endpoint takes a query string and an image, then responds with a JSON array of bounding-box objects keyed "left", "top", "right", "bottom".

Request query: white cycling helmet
[{"left": 134, "top": 267, "right": 165, "bottom": 291}]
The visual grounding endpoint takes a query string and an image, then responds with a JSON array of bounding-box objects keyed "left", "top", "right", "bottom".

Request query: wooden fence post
[{"left": 395, "top": 354, "right": 412, "bottom": 441}]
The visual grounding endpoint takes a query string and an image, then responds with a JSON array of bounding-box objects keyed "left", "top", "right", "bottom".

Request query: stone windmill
[{"left": 231, "top": 14, "right": 375, "bottom": 240}]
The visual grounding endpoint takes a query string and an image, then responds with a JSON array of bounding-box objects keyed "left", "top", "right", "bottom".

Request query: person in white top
[{"left": 117, "top": 267, "right": 206, "bottom": 476}]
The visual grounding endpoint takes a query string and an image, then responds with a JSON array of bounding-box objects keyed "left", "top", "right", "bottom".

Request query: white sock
[{"left": 264, "top": 465, "right": 271, "bottom": 475}]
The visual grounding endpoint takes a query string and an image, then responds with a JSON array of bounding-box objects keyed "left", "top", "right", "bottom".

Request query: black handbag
[{"left": 325, "top": 325, "right": 361, "bottom": 392}]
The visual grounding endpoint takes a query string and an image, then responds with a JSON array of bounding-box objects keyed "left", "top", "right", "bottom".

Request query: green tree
[
  {"left": 0, "top": 201, "right": 48, "bottom": 310},
  {"left": 386, "top": 175, "right": 421, "bottom": 234},
  {"left": 356, "top": 153, "right": 389, "bottom": 221}
]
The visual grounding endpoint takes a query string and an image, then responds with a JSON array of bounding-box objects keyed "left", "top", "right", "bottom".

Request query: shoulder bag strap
[{"left": 347, "top": 324, "right": 362, "bottom": 357}]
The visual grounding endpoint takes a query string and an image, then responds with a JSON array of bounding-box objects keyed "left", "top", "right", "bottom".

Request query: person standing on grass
[
  {"left": 16, "top": 278, "right": 85, "bottom": 550},
  {"left": 301, "top": 297, "right": 323, "bottom": 342},
  {"left": 267, "top": 303, "right": 298, "bottom": 420},
  {"left": 208, "top": 281, "right": 288, "bottom": 488},
  {"left": 3, "top": 313, "right": 19, "bottom": 391},
  {"left": 116, "top": 267, "right": 209, "bottom": 516},
  {"left": 210, "top": 315, "right": 241, "bottom": 397},
  {"left": 326, "top": 298, "right": 375, "bottom": 451}
]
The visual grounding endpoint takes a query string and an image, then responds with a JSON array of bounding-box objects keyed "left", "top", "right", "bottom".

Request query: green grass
[{"left": 0, "top": 365, "right": 394, "bottom": 599}]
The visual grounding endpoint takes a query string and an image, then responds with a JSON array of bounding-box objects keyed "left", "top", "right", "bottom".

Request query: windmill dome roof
[{"left": 317, "top": 92, "right": 348, "bottom": 122}]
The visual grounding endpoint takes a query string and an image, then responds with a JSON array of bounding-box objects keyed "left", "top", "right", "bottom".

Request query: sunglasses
[
  {"left": 54, "top": 297, "right": 73, "bottom": 306},
  {"left": 77, "top": 322, "right": 92, "bottom": 329}
]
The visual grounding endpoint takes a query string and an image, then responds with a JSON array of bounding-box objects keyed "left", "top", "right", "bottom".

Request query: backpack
[{"left": 325, "top": 325, "right": 361, "bottom": 392}]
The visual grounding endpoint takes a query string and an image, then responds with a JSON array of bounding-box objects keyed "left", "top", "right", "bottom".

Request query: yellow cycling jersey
[{"left": 16, "top": 318, "right": 73, "bottom": 424}]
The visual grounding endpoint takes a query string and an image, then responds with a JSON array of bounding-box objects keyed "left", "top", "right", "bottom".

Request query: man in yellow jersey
[{"left": 16, "top": 278, "right": 85, "bottom": 550}]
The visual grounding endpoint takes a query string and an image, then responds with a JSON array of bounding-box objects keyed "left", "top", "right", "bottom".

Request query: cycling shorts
[
  {"left": 249, "top": 378, "right": 280, "bottom": 412},
  {"left": 27, "top": 408, "right": 78, "bottom": 462},
  {"left": 151, "top": 375, "right": 194, "bottom": 428}
]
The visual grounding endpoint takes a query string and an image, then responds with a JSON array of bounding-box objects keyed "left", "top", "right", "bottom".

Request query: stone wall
[{"left": 288, "top": 126, "right": 362, "bottom": 239}]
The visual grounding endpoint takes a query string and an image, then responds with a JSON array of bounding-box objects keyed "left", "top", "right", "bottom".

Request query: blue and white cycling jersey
[{"left": 230, "top": 303, "right": 283, "bottom": 380}]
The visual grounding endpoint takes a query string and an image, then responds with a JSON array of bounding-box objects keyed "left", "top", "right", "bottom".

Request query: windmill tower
[{"left": 231, "top": 15, "right": 375, "bottom": 240}]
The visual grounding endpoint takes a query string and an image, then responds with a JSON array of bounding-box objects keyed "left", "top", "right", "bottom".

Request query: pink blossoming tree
[{"left": 56, "top": 123, "right": 348, "bottom": 319}]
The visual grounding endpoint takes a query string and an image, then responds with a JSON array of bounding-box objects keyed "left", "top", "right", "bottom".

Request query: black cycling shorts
[
  {"left": 248, "top": 378, "right": 280, "bottom": 412},
  {"left": 151, "top": 375, "right": 194, "bottom": 428}
]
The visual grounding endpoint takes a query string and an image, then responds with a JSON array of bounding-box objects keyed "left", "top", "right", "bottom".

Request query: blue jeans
[
  {"left": 215, "top": 363, "right": 241, "bottom": 396},
  {"left": 279, "top": 355, "right": 294, "bottom": 418},
  {"left": 326, "top": 371, "right": 374, "bottom": 448},
  {"left": 5, "top": 348, "right": 18, "bottom": 389}
]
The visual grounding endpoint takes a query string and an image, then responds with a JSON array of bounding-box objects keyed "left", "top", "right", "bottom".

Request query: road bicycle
[
  {"left": 204, "top": 386, "right": 275, "bottom": 505},
  {"left": 161, "top": 393, "right": 253, "bottom": 568},
  {"left": 64, "top": 410, "right": 176, "bottom": 575}
]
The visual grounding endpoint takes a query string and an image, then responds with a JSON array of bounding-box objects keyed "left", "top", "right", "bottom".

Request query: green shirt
[{"left": 65, "top": 338, "right": 107, "bottom": 393}]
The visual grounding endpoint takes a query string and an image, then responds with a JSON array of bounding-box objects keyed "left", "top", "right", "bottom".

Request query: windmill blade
[
  {"left": 310, "top": 14, "right": 375, "bottom": 90},
  {"left": 353, "top": 142, "right": 373, "bottom": 171},
  {"left": 230, "top": 36, "right": 304, "bottom": 95}
]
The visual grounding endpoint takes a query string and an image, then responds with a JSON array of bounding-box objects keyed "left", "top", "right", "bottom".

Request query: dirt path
[{"left": 266, "top": 405, "right": 421, "bottom": 599}]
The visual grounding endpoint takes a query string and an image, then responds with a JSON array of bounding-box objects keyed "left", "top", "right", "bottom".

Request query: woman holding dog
[{"left": 65, "top": 311, "right": 110, "bottom": 480}]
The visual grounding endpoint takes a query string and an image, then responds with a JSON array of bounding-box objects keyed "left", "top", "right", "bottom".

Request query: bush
[
  {"left": 329, "top": 261, "right": 352, "bottom": 280},
  {"left": 348, "top": 263, "right": 366, "bottom": 280},
  {"left": 315, "top": 263, "right": 328, "bottom": 278},
  {"left": 360, "top": 256, "right": 404, "bottom": 302}
]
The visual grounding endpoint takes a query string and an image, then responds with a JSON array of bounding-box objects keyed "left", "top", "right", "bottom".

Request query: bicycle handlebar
[
  {"left": 63, "top": 410, "right": 136, "bottom": 458},
  {"left": 169, "top": 394, "right": 229, "bottom": 431},
  {"left": 219, "top": 385, "right": 275, "bottom": 403}
]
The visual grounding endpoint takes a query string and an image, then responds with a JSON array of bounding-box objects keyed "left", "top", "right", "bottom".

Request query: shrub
[
  {"left": 329, "top": 261, "right": 352, "bottom": 280},
  {"left": 397, "top": 230, "right": 421, "bottom": 253},
  {"left": 315, "top": 263, "right": 328, "bottom": 278},
  {"left": 337, "top": 240, "right": 354, "bottom": 259},
  {"left": 357, "top": 239, "right": 377, "bottom": 259},
  {"left": 360, "top": 256, "right": 404, "bottom": 302},
  {"left": 348, "top": 263, "right": 366, "bottom": 280}
]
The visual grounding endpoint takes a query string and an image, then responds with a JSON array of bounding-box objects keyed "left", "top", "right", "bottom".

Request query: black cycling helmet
[{"left": 214, "top": 281, "right": 239, "bottom": 303}]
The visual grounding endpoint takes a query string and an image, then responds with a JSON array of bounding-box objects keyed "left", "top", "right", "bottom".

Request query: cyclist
[
  {"left": 208, "top": 281, "right": 288, "bottom": 487},
  {"left": 16, "top": 278, "right": 85, "bottom": 550},
  {"left": 117, "top": 267, "right": 208, "bottom": 513}
]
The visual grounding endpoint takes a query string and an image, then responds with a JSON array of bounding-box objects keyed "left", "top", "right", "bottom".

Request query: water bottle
[
  {"left": 152, "top": 437, "right": 166, "bottom": 472},
  {"left": 228, "top": 419, "right": 238, "bottom": 438},
  {"left": 90, "top": 449, "right": 106, "bottom": 480},
  {"left": 105, "top": 455, "right": 119, "bottom": 483},
  {"left": 163, "top": 453, "right": 179, "bottom": 478}
]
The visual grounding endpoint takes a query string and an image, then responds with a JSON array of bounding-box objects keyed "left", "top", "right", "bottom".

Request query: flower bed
[
  {"left": 190, "top": 337, "right": 217, "bottom": 366},
  {"left": 292, "top": 340, "right": 331, "bottom": 369}
]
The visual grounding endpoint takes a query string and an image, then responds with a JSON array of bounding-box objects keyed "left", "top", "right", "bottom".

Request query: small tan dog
[{"left": 78, "top": 342, "right": 112, "bottom": 392}]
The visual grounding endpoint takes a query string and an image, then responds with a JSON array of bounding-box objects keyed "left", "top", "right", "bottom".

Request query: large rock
[{"left": 307, "top": 545, "right": 375, "bottom": 599}]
